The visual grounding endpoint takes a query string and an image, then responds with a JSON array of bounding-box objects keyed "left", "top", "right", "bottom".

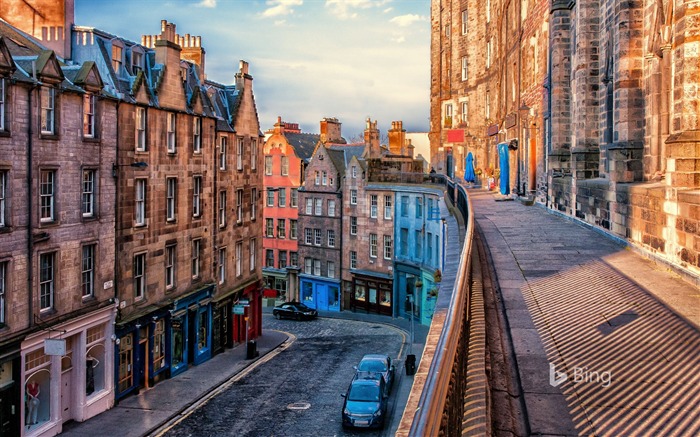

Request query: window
[
  {"left": 251, "top": 139, "right": 257, "bottom": 171},
  {"left": 111, "top": 44, "right": 123, "bottom": 73},
  {"left": 249, "top": 239, "right": 256, "bottom": 271},
  {"left": 218, "top": 248, "right": 226, "bottom": 283},
  {"left": 350, "top": 216, "right": 357, "bottom": 235},
  {"left": 290, "top": 219, "right": 297, "bottom": 239},
  {"left": 290, "top": 188, "right": 298, "bottom": 207},
  {"left": 401, "top": 228, "right": 409, "bottom": 255},
  {"left": 236, "top": 189, "right": 243, "bottom": 223},
  {"left": 193, "top": 117, "right": 201, "bottom": 153},
  {"left": 132, "top": 50, "right": 143, "bottom": 74},
  {"left": 193, "top": 176, "right": 202, "bottom": 217},
  {"left": 314, "top": 228, "right": 322, "bottom": 246},
  {"left": 135, "top": 179, "right": 146, "bottom": 226},
  {"left": 251, "top": 188, "right": 257, "bottom": 220},
  {"left": 350, "top": 190, "right": 357, "bottom": 205},
  {"left": 235, "top": 242, "right": 242, "bottom": 277},
  {"left": 461, "top": 56, "right": 468, "bottom": 81},
  {"left": 370, "top": 195, "right": 378, "bottom": 218},
  {"left": 267, "top": 189, "right": 275, "bottom": 207},
  {"left": 40, "top": 170, "right": 55, "bottom": 222},
  {"left": 278, "top": 188, "right": 286, "bottom": 207},
  {"left": 266, "top": 218, "right": 274, "bottom": 237},
  {"left": 152, "top": 319, "right": 165, "bottom": 373},
  {"left": 165, "top": 245, "right": 176, "bottom": 290},
  {"left": 40, "top": 87, "right": 55, "bottom": 134},
  {"left": 265, "top": 156, "right": 272, "bottom": 175},
  {"left": 305, "top": 198, "right": 313, "bottom": 214},
  {"left": 0, "top": 261, "right": 5, "bottom": 324},
  {"left": 0, "top": 170, "right": 5, "bottom": 227},
  {"left": 219, "top": 190, "right": 226, "bottom": 227},
  {"left": 279, "top": 251, "right": 287, "bottom": 269},
  {"left": 322, "top": 171, "right": 327, "bottom": 185},
  {"left": 281, "top": 156, "right": 289, "bottom": 175},
  {"left": 486, "top": 91, "right": 491, "bottom": 119},
  {"left": 462, "top": 9, "right": 468, "bottom": 34},
  {"left": 415, "top": 230, "right": 423, "bottom": 258},
  {"left": 486, "top": 38, "right": 492, "bottom": 69},
  {"left": 290, "top": 252, "right": 298, "bottom": 267},
  {"left": 384, "top": 195, "right": 392, "bottom": 219},
  {"left": 134, "top": 253, "right": 146, "bottom": 300},
  {"left": 0, "top": 79, "right": 5, "bottom": 131},
  {"left": 416, "top": 197, "right": 423, "bottom": 218},
  {"left": 167, "top": 113, "right": 176, "bottom": 153},
  {"left": 192, "top": 239, "right": 201, "bottom": 279},
  {"left": 461, "top": 101, "right": 469, "bottom": 126},
  {"left": 277, "top": 219, "right": 286, "bottom": 238},
  {"left": 219, "top": 137, "right": 227, "bottom": 170},
  {"left": 135, "top": 107, "right": 146, "bottom": 151},
  {"left": 118, "top": 333, "right": 134, "bottom": 393},
  {"left": 83, "top": 93, "right": 96, "bottom": 138},
  {"left": 327, "top": 230, "right": 335, "bottom": 247},
  {"left": 401, "top": 196, "right": 408, "bottom": 217},
  {"left": 313, "top": 259, "right": 321, "bottom": 276},
  {"left": 328, "top": 200, "right": 335, "bottom": 217},
  {"left": 237, "top": 137, "right": 244, "bottom": 170},
  {"left": 314, "top": 198, "right": 322, "bottom": 216},
  {"left": 314, "top": 171, "right": 320, "bottom": 185},
  {"left": 166, "top": 178, "right": 177, "bottom": 222},
  {"left": 350, "top": 251, "right": 357, "bottom": 269},
  {"left": 82, "top": 170, "right": 96, "bottom": 218},
  {"left": 486, "top": 0, "right": 491, "bottom": 23},
  {"left": 265, "top": 249, "right": 274, "bottom": 267},
  {"left": 369, "top": 234, "right": 377, "bottom": 258},
  {"left": 327, "top": 261, "right": 335, "bottom": 279},
  {"left": 384, "top": 235, "right": 393, "bottom": 260},
  {"left": 352, "top": 165, "right": 357, "bottom": 178},
  {"left": 305, "top": 228, "right": 312, "bottom": 244},
  {"left": 39, "top": 252, "right": 55, "bottom": 310},
  {"left": 304, "top": 257, "right": 312, "bottom": 275},
  {"left": 82, "top": 244, "right": 95, "bottom": 298}
]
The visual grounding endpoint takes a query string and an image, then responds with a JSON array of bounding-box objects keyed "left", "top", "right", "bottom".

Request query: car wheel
[{"left": 274, "top": 312, "right": 280, "bottom": 320}]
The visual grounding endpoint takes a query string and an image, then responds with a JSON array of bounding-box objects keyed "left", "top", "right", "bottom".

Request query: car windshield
[
  {"left": 295, "top": 304, "right": 311, "bottom": 311},
  {"left": 358, "top": 359, "right": 387, "bottom": 373},
  {"left": 348, "top": 384, "right": 380, "bottom": 402}
]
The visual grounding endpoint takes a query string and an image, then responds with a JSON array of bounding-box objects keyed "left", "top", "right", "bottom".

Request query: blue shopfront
[
  {"left": 298, "top": 274, "right": 341, "bottom": 312},
  {"left": 114, "top": 284, "right": 214, "bottom": 401}
]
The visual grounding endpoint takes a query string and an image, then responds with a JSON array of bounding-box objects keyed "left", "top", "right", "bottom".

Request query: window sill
[
  {"left": 40, "top": 133, "right": 59, "bottom": 140},
  {"left": 82, "top": 137, "right": 100, "bottom": 144},
  {"left": 0, "top": 130, "right": 10, "bottom": 138},
  {"left": 82, "top": 215, "right": 98, "bottom": 222},
  {"left": 0, "top": 226, "right": 11, "bottom": 234}
]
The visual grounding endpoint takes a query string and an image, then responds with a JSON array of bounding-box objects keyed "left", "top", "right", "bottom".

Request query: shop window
[
  {"left": 198, "top": 311, "right": 208, "bottom": 351},
  {"left": 329, "top": 286, "right": 340, "bottom": 308},
  {"left": 302, "top": 281, "right": 313, "bottom": 304},
  {"left": 172, "top": 318, "right": 184, "bottom": 368},
  {"left": 86, "top": 325, "right": 106, "bottom": 397},
  {"left": 355, "top": 284, "right": 366, "bottom": 302},
  {"left": 153, "top": 319, "right": 166, "bottom": 372},
  {"left": 379, "top": 289, "right": 391, "bottom": 307}
]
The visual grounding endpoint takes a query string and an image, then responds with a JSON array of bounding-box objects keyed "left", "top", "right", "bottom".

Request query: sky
[{"left": 75, "top": 0, "right": 431, "bottom": 139}]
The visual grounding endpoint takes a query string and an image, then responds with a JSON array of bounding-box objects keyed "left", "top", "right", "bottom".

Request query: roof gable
[
  {"left": 72, "top": 61, "right": 104, "bottom": 93},
  {"left": 35, "top": 50, "right": 63, "bottom": 84},
  {"left": 0, "top": 37, "right": 16, "bottom": 76}
]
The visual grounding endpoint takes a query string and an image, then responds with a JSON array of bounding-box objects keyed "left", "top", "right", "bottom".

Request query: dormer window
[
  {"left": 112, "top": 44, "right": 123, "bottom": 74},
  {"left": 318, "top": 154, "right": 323, "bottom": 160},
  {"left": 132, "top": 50, "right": 143, "bottom": 75}
]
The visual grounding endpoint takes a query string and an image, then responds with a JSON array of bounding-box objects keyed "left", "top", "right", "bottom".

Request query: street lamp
[{"left": 112, "top": 161, "right": 148, "bottom": 178}]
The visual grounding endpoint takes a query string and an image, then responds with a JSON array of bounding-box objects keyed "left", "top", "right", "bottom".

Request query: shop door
[
  {"left": 316, "top": 284, "right": 328, "bottom": 311},
  {"left": 137, "top": 341, "right": 147, "bottom": 389},
  {"left": 187, "top": 309, "right": 196, "bottom": 364},
  {"left": 60, "top": 368, "right": 72, "bottom": 423},
  {"left": 367, "top": 286, "right": 379, "bottom": 313},
  {"left": 0, "top": 383, "right": 18, "bottom": 436}
]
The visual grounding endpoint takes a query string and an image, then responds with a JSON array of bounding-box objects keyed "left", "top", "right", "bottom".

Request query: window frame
[
  {"left": 191, "top": 238, "right": 201, "bottom": 279},
  {"left": 236, "top": 137, "right": 244, "bottom": 171},
  {"left": 350, "top": 190, "right": 357, "bottom": 205},
  {"left": 219, "top": 136, "right": 227, "bottom": 170},
  {"left": 166, "top": 177, "right": 177, "bottom": 222},
  {"left": 81, "top": 244, "right": 96, "bottom": 298},
  {"left": 40, "top": 86, "right": 55, "bottom": 135},
  {"left": 369, "top": 233, "right": 378, "bottom": 258},
  {"left": 167, "top": 112, "right": 176, "bottom": 154},
  {"left": 384, "top": 235, "right": 393, "bottom": 260},
  {"left": 384, "top": 195, "right": 392, "bottom": 220},
  {"left": 236, "top": 189, "right": 243, "bottom": 224},
  {"left": 134, "top": 252, "right": 146, "bottom": 300},
  {"left": 266, "top": 218, "right": 274, "bottom": 237},
  {"left": 82, "top": 169, "right": 96, "bottom": 218},
  {"left": 278, "top": 188, "right": 286, "bottom": 207},
  {"left": 327, "top": 230, "right": 335, "bottom": 247},
  {"left": 267, "top": 189, "right": 275, "bottom": 207},
  {"left": 40, "top": 170, "right": 56, "bottom": 223},
  {"left": 193, "top": 117, "right": 202, "bottom": 154},
  {"left": 314, "top": 228, "right": 322, "bottom": 246},
  {"left": 39, "top": 251, "right": 55, "bottom": 311},
  {"left": 0, "top": 170, "right": 6, "bottom": 227},
  {"left": 350, "top": 251, "right": 357, "bottom": 269},
  {"left": 277, "top": 218, "right": 286, "bottom": 239},
  {"left": 281, "top": 156, "right": 289, "bottom": 175},
  {"left": 264, "top": 156, "right": 272, "bottom": 175},
  {"left": 135, "top": 107, "right": 146, "bottom": 152},
  {"left": 193, "top": 176, "right": 202, "bottom": 218},
  {"left": 0, "top": 78, "right": 5, "bottom": 132},
  {"left": 83, "top": 93, "right": 96, "bottom": 138},
  {"left": 135, "top": 179, "right": 146, "bottom": 226},
  {"left": 251, "top": 138, "right": 257, "bottom": 171},
  {"left": 290, "top": 219, "right": 297, "bottom": 240},
  {"left": 249, "top": 239, "right": 256, "bottom": 271},
  {"left": 290, "top": 188, "right": 298, "bottom": 208},
  {"left": 219, "top": 190, "right": 227, "bottom": 228},
  {"left": 0, "top": 261, "right": 5, "bottom": 324},
  {"left": 218, "top": 248, "right": 226, "bottom": 284},
  {"left": 165, "top": 244, "right": 176, "bottom": 290},
  {"left": 251, "top": 188, "right": 257, "bottom": 220},
  {"left": 350, "top": 216, "right": 357, "bottom": 235},
  {"left": 370, "top": 195, "right": 378, "bottom": 218},
  {"left": 328, "top": 200, "right": 335, "bottom": 217},
  {"left": 235, "top": 241, "right": 242, "bottom": 277}
]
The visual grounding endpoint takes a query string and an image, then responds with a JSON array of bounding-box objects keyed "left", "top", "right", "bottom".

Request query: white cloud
[
  {"left": 389, "top": 14, "right": 426, "bottom": 27},
  {"left": 383, "top": 7, "right": 393, "bottom": 13},
  {"left": 390, "top": 35, "right": 405, "bottom": 43},
  {"left": 262, "top": 0, "right": 303, "bottom": 18},
  {"left": 195, "top": 0, "right": 216, "bottom": 7},
  {"left": 274, "top": 19, "right": 287, "bottom": 26},
  {"left": 325, "top": 0, "right": 374, "bottom": 20}
]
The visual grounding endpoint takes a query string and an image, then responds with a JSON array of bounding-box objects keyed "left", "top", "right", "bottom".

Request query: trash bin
[
  {"left": 246, "top": 340, "right": 258, "bottom": 359},
  {"left": 405, "top": 354, "right": 416, "bottom": 376}
]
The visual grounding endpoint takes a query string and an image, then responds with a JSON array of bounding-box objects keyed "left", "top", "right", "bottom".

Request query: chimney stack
[
  {"left": 320, "top": 117, "right": 342, "bottom": 143},
  {"left": 365, "top": 117, "right": 380, "bottom": 158},
  {"left": 388, "top": 120, "right": 406, "bottom": 155}
]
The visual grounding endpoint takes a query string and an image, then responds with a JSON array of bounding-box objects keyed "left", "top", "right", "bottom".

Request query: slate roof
[
  {"left": 285, "top": 132, "right": 320, "bottom": 162},
  {"left": 327, "top": 147, "right": 347, "bottom": 175},
  {"left": 0, "top": 19, "right": 47, "bottom": 58},
  {"left": 329, "top": 144, "right": 366, "bottom": 167}
]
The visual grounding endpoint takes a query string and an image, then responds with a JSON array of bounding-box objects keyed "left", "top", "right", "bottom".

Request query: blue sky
[{"left": 75, "top": 0, "right": 430, "bottom": 138}]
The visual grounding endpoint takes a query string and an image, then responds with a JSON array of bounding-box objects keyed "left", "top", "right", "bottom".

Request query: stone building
[
  {"left": 262, "top": 118, "right": 318, "bottom": 302},
  {"left": 0, "top": 24, "right": 117, "bottom": 435},
  {"left": 432, "top": 0, "right": 700, "bottom": 278}
]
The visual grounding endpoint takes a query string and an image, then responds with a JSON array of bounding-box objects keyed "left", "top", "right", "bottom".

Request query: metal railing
[{"left": 397, "top": 177, "right": 475, "bottom": 436}]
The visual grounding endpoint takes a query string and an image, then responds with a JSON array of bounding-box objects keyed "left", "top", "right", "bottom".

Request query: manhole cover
[{"left": 287, "top": 402, "right": 311, "bottom": 410}]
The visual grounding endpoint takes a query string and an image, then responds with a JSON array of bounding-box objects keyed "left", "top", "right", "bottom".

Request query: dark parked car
[
  {"left": 272, "top": 302, "right": 318, "bottom": 320},
  {"left": 354, "top": 353, "right": 395, "bottom": 395},
  {"left": 341, "top": 374, "right": 388, "bottom": 429}
]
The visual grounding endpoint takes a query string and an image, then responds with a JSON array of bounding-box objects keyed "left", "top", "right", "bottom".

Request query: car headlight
[
  {"left": 343, "top": 408, "right": 350, "bottom": 416},
  {"left": 373, "top": 409, "right": 383, "bottom": 417}
]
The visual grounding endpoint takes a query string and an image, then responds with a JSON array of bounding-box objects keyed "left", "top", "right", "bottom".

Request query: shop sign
[
  {"left": 44, "top": 338, "right": 66, "bottom": 356},
  {"left": 233, "top": 305, "right": 245, "bottom": 315}
]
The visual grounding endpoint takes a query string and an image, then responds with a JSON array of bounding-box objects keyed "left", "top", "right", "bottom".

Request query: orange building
[{"left": 262, "top": 118, "right": 318, "bottom": 301}]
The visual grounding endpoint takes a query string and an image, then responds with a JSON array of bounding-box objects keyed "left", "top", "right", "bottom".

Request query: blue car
[
  {"left": 354, "top": 353, "right": 395, "bottom": 395},
  {"left": 341, "top": 374, "right": 388, "bottom": 429}
]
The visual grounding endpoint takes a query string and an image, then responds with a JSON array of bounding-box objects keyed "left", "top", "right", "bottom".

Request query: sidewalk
[
  {"left": 60, "top": 310, "right": 428, "bottom": 437},
  {"left": 470, "top": 189, "right": 700, "bottom": 436}
]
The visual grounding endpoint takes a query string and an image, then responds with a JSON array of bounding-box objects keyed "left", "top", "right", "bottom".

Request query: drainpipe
[
  {"left": 27, "top": 76, "right": 38, "bottom": 328},
  {"left": 113, "top": 99, "right": 121, "bottom": 307}
]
